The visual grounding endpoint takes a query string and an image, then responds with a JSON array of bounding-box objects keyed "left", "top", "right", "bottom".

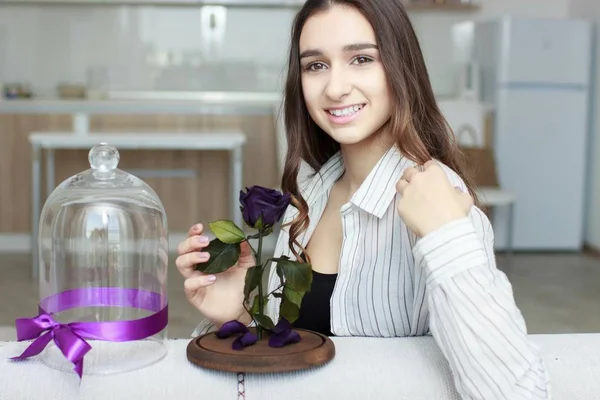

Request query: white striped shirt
[
  {"left": 193, "top": 145, "right": 550, "bottom": 399},
  {"left": 264, "top": 145, "right": 550, "bottom": 400}
]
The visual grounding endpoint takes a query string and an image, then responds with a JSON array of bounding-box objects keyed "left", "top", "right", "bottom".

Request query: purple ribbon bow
[
  {"left": 11, "top": 287, "right": 168, "bottom": 378},
  {"left": 12, "top": 313, "right": 92, "bottom": 378}
]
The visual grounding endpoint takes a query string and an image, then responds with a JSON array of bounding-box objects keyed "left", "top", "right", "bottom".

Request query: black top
[{"left": 292, "top": 270, "right": 338, "bottom": 337}]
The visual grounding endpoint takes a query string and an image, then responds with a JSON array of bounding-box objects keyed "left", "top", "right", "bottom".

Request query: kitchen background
[
  {"left": 0, "top": 0, "right": 599, "bottom": 340},
  {"left": 0, "top": 0, "right": 578, "bottom": 97}
]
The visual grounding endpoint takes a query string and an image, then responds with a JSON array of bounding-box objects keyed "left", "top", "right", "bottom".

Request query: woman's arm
[
  {"left": 400, "top": 158, "right": 552, "bottom": 400},
  {"left": 397, "top": 160, "right": 550, "bottom": 399},
  {"left": 413, "top": 209, "right": 550, "bottom": 400}
]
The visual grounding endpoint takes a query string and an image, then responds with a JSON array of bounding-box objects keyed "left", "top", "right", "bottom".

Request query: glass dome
[{"left": 37, "top": 142, "right": 169, "bottom": 375}]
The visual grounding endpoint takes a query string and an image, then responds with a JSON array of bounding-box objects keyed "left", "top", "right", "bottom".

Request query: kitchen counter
[
  {"left": 0, "top": 91, "right": 283, "bottom": 238},
  {"left": 0, "top": 91, "right": 282, "bottom": 116}
]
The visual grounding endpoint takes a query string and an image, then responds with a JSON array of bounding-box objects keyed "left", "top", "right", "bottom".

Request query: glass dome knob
[{"left": 89, "top": 142, "right": 120, "bottom": 173}]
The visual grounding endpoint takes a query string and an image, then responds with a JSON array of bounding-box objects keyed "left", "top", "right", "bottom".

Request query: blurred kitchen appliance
[
  {"left": 200, "top": 6, "right": 227, "bottom": 59},
  {"left": 469, "top": 16, "right": 593, "bottom": 251}
]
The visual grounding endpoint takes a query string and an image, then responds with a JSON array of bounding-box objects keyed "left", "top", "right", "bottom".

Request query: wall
[
  {"left": 0, "top": 4, "right": 297, "bottom": 96},
  {"left": 569, "top": 0, "right": 600, "bottom": 250},
  {"left": 0, "top": 0, "right": 572, "bottom": 99}
]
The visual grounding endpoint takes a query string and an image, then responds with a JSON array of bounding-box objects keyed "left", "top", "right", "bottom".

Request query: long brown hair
[{"left": 281, "top": 0, "right": 477, "bottom": 260}]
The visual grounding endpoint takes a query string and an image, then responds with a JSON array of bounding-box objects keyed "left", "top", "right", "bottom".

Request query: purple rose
[{"left": 239, "top": 186, "right": 291, "bottom": 229}]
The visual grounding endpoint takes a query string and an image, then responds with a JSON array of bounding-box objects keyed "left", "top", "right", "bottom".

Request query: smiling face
[{"left": 299, "top": 4, "right": 392, "bottom": 147}]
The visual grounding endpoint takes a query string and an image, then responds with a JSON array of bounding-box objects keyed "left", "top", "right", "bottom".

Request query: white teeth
[{"left": 328, "top": 104, "right": 363, "bottom": 116}]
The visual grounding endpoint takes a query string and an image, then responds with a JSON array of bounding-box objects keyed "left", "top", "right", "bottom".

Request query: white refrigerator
[{"left": 471, "top": 16, "right": 593, "bottom": 251}]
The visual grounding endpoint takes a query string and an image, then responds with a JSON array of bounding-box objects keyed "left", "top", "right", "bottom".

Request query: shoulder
[
  {"left": 431, "top": 160, "right": 468, "bottom": 192},
  {"left": 412, "top": 159, "right": 494, "bottom": 244},
  {"left": 432, "top": 160, "right": 494, "bottom": 241}
]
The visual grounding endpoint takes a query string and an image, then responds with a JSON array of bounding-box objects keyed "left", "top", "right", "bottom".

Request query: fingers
[
  {"left": 401, "top": 160, "right": 436, "bottom": 182},
  {"left": 176, "top": 251, "right": 210, "bottom": 279},
  {"left": 398, "top": 162, "right": 427, "bottom": 193},
  {"left": 188, "top": 223, "right": 203, "bottom": 237},
  {"left": 180, "top": 222, "right": 216, "bottom": 296},
  {"left": 177, "top": 233, "right": 210, "bottom": 255},
  {"left": 237, "top": 241, "right": 256, "bottom": 270},
  {"left": 396, "top": 178, "right": 409, "bottom": 194},
  {"left": 401, "top": 167, "right": 419, "bottom": 183},
  {"left": 239, "top": 240, "right": 252, "bottom": 257},
  {"left": 423, "top": 159, "right": 438, "bottom": 169},
  {"left": 184, "top": 274, "right": 216, "bottom": 294}
]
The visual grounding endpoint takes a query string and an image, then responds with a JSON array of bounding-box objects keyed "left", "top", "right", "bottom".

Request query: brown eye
[
  {"left": 352, "top": 56, "right": 373, "bottom": 65},
  {"left": 306, "top": 62, "right": 327, "bottom": 71}
]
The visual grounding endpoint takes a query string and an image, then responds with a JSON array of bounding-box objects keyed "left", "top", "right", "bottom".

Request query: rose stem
[{"left": 256, "top": 228, "right": 264, "bottom": 340}]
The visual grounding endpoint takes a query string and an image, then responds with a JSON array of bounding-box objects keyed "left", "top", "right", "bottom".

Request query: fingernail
[
  {"left": 207, "top": 275, "right": 216, "bottom": 282},
  {"left": 199, "top": 252, "right": 209, "bottom": 259},
  {"left": 198, "top": 236, "right": 209, "bottom": 244},
  {"left": 454, "top": 186, "right": 463, "bottom": 192}
]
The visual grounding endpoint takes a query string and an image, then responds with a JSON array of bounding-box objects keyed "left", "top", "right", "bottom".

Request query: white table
[
  {"left": 1, "top": 334, "right": 599, "bottom": 399},
  {"left": 28, "top": 132, "right": 247, "bottom": 279}
]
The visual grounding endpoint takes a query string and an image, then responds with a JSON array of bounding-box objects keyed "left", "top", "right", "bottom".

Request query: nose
[{"left": 324, "top": 66, "right": 351, "bottom": 100}]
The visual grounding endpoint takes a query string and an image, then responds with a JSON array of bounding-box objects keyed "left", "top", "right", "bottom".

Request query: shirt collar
[
  {"left": 302, "top": 145, "right": 410, "bottom": 219},
  {"left": 299, "top": 151, "right": 344, "bottom": 205}
]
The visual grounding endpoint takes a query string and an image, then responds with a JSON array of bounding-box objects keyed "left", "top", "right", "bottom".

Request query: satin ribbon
[{"left": 11, "top": 287, "right": 168, "bottom": 378}]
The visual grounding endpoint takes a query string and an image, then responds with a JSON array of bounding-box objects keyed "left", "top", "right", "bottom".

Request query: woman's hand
[
  {"left": 396, "top": 160, "right": 473, "bottom": 237},
  {"left": 175, "top": 223, "right": 255, "bottom": 327}
]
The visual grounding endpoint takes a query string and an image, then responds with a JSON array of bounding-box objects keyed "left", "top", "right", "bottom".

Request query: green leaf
[
  {"left": 275, "top": 258, "right": 313, "bottom": 292},
  {"left": 249, "top": 295, "right": 269, "bottom": 317},
  {"left": 275, "top": 264, "right": 284, "bottom": 286},
  {"left": 246, "top": 228, "right": 273, "bottom": 240},
  {"left": 250, "top": 295, "right": 260, "bottom": 315},
  {"left": 209, "top": 220, "right": 246, "bottom": 244},
  {"left": 244, "top": 266, "right": 263, "bottom": 303},
  {"left": 255, "top": 216, "right": 264, "bottom": 230},
  {"left": 279, "top": 296, "right": 300, "bottom": 323},
  {"left": 283, "top": 286, "right": 304, "bottom": 308},
  {"left": 253, "top": 313, "right": 275, "bottom": 330},
  {"left": 194, "top": 238, "right": 240, "bottom": 274}
]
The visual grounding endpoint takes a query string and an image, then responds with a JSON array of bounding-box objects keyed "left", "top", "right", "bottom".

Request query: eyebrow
[{"left": 299, "top": 43, "right": 378, "bottom": 59}]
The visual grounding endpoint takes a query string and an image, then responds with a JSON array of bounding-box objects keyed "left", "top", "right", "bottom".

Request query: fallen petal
[
  {"left": 268, "top": 329, "right": 301, "bottom": 348},
  {"left": 216, "top": 320, "right": 248, "bottom": 339},
  {"left": 271, "top": 318, "right": 292, "bottom": 335},
  {"left": 232, "top": 331, "right": 258, "bottom": 350}
]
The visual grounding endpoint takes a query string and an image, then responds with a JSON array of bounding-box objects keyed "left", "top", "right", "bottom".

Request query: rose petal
[
  {"left": 239, "top": 186, "right": 291, "bottom": 228},
  {"left": 232, "top": 331, "right": 258, "bottom": 350},
  {"left": 216, "top": 320, "right": 248, "bottom": 339},
  {"left": 261, "top": 208, "right": 278, "bottom": 227},
  {"left": 268, "top": 329, "right": 301, "bottom": 348},
  {"left": 271, "top": 317, "right": 292, "bottom": 335},
  {"left": 240, "top": 187, "right": 260, "bottom": 227},
  {"left": 275, "top": 193, "right": 291, "bottom": 218}
]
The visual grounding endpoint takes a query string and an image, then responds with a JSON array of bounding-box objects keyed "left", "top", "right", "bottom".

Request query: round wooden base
[{"left": 186, "top": 328, "right": 335, "bottom": 373}]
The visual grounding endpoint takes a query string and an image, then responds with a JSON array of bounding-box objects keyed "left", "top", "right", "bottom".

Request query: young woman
[{"left": 176, "top": 0, "right": 550, "bottom": 398}]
